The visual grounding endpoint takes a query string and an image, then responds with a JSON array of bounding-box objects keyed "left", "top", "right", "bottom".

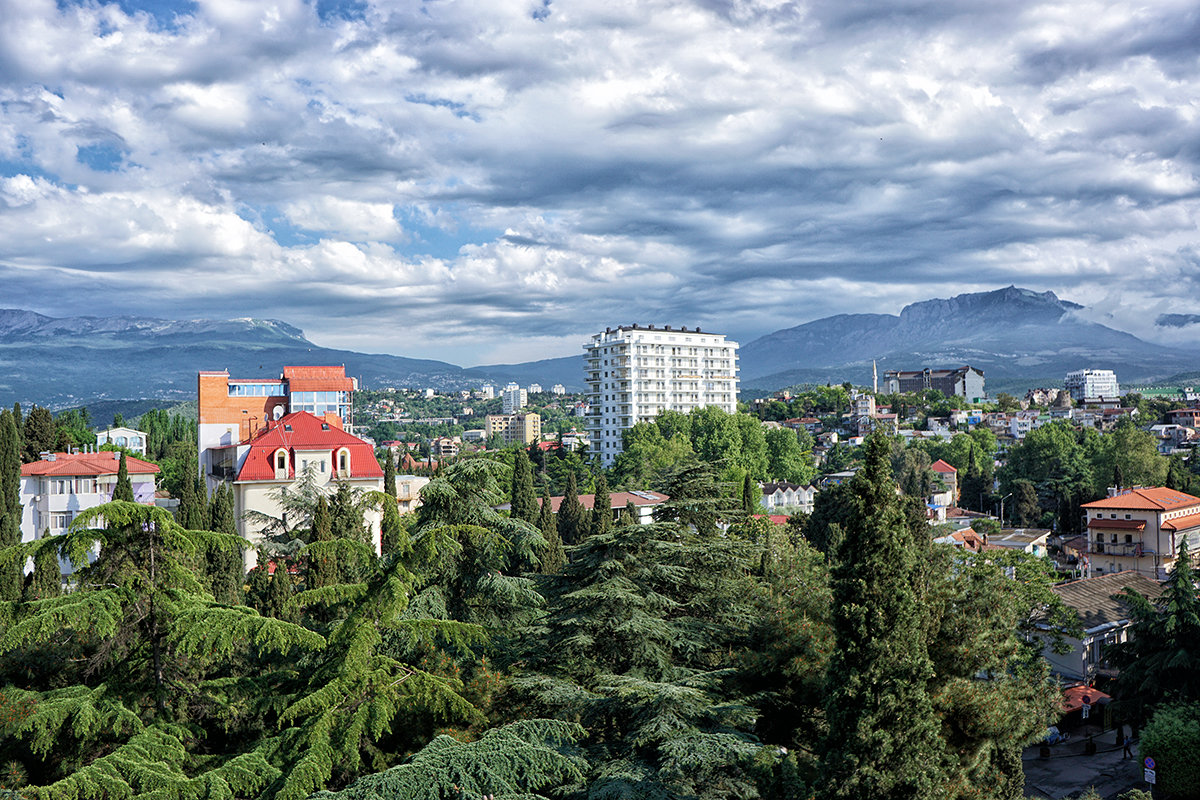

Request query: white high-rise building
[
  {"left": 1065, "top": 369, "right": 1120, "bottom": 402},
  {"left": 585, "top": 324, "right": 739, "bottom": 465},
  {"left": 501, "top": 383, "right": 528, "bottom": 414}
]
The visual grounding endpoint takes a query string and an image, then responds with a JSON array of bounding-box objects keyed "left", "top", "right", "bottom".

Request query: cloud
[{"left": 1, "top": 0, "right": 1199, "bottom": 364}]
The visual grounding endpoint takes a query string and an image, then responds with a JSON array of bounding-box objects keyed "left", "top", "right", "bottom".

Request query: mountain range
[{"left": 0, "top": 286, "right": 1196, "bottom": 411}]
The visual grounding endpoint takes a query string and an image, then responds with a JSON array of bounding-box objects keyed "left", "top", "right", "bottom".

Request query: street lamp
[{"left": 999, "top": 492, "right": 1013, "bottom": 528}]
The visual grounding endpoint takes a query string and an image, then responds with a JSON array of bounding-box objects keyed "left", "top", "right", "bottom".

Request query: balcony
[{"left": 1089, "top": 542, "right": 1153, "bottom": 557}]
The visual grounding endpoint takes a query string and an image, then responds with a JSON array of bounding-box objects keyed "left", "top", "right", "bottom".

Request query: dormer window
[
  {"left": 274, "top": 449, "right": 289, "bottom": 480},
  {"left": 336, "top": 448, "right": 350, "bottom": 478}
]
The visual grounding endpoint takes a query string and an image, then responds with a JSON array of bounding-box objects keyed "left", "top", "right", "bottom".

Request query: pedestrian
[{"left": 1122, "top": 730, "right": 1133, "bottom": 759}]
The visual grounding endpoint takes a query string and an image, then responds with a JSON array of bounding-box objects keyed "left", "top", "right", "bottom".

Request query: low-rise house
[
  {"left": 394, "top": 475, "right": 430, "bottom": 514},
  {"left": 1042, "top": 571, "right": 1164, "bottom": 681},
  {"left": 431, "top": 437, "right": 460, "bottom": 458},
  {"left": 930, "top": 460, "right": 958, "bottom": 502},
  {"left": 20, "top": 451, "right": 160, "bottom": 543},
  {"left": 761, "top": 482, "right": 818, "bottom": 514},
  {"left": 536, "top": 490, "right": 670, "bottom": 525},
  {"left": 233, "top": 412, "right": 384, "bottom": 565},
  {"left": 1080, "top": 486, "right": 1200, "bottom": 579},
  {"left": 95, "top": 427, "right": 149, "bottom": 455},
  {"left": 990, "top": 528, "right": 1051, "bottom": 557}
]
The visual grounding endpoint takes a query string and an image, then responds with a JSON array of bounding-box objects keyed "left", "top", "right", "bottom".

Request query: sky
[{"left": 2, "top": 0, "right": 1199, "bottom": 366}]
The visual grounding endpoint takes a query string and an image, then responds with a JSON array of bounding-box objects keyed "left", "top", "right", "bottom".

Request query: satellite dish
[{"left": 273, "top": 406, "right": 284, "bottom": 420}]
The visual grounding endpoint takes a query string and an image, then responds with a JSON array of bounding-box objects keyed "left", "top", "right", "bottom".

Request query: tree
[
  {"left": 557, "top": 472, "right": 587, "bottom": 546},
  {"left": 1011, "top": 479, "right": 1041, "bottom": 527},
  {"left": 1139, "top": 703, "right": 1200, "bottom": 799},
  {"left": 113, "top": 451, "right": 135, "bottom": 502},
  {"left": 538, "top": 486, "right": 564, "bottom": 575},
  {"left": 510, "top": 449, "right": 539, "bottom": 525},
  {"left": 819, "top": 433, "right": 943, "bottom": 800},
  {"left": 1108, "top": 536, "right": 1200, "bottom": 727},
  {"left": 21, "top": 406, "right": 56, "bottom": 463},
  {"left": 742, "top": 472, "right": 758, "bottom": 514},
  {"left": 0, "top": 409, "right": 22, "bottom": 601},
  {"left": 589, "top": 473, "right": 612, "bottom": 538},
  {"left": 960, "top": 447, "right": 989, "bottom": 512},
  {"left": 764, "top": 427, "right": 816, "bottom": 485},
  {"left": 206, "top": 482, "right": 245, "bottom": 604},
  {"left": 176, "top": 465, "right": 206, "bottom": 531}
]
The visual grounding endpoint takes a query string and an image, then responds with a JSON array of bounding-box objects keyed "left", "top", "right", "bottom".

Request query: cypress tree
[
  {"left": 206, "top": 483, "right": 244, "bottom": 604},
  {"left": 539, "top": 486, "right": 564, "bottom": 574},
  {"left": 1113, "top": 462, "right": 1125, "bottom": 491},
  {"left": 0, "top": 409, "right": 24, "bottom": 601},
  {"left": 820, "top": 432, "right": 943, "bottom": 800},
  {"left": 177, "top": 473, "right": 205, "bottom": 530},
  {"left": 742, "top": 472, "right": 757, "bottom": 514},
  {"left": 113, "top": 451, "right": 134, "bottom": 501},
  {"left": 589, "top": 473, "right": 612, "bottom": 538},
  {"left": 511, "top": 449, "right": 538, "bottom": 524},
  {"left": 557, "top": 472, "right": 586, "bottom": 546},
  {"left": 308, "top": 495, "right": 338, "bottom": 590},
  {"left": 383, "top": 449, "right": 397, "bottom": 498}
]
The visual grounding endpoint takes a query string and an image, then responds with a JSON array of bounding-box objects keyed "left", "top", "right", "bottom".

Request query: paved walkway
[{"left": 1023, "top": 731, "right": 1147, "bottom": 799}]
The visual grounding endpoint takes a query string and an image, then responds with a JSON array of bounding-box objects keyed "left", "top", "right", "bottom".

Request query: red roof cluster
[
  {"left": 1082, "top": 487, "right": 1200, "bottom": 511},
  {"left": 21, "top": 451, "right": 160, "bottom": 477},
  {"left": 236, "top": 412, "right": 382, "bottom": 482}
]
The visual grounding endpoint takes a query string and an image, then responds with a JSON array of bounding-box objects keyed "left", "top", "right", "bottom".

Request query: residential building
[
  {"left": 1042, "top": 571, "right": 1164, "bottom": 681},
  {"left": 989, "top": 528, "right": 1051, "bottom": 557},
  {"left": 761, "top": 481, "right": 818, "bottom": 514},
  {"left": 528, "top": 383, "right": 543, "bottom": 394},
  {"left": 393, "top": 475, "right": 430, "bottom": 514},
  {"left": 198, "top": 366, "right": 357, "bottom": 492},
  {"left": 1065, "top": 369, "right": 1120, "bottom": 403},
  {"left": 1080, "top": 486, "right": 1200, "bottom": 579},
  {"left": 537, "top": 489, "right": 670, "bottom": 525},
  {"left": 930, "top": 459, "right": 958, "bottom": 503},
  {"left": 485, "top": 413, "right": 542, "bottom": 445},
  {"left": 585, "top": 324, "right": 738, "bottom": 465},
  {"left": 551, "top": 384, "right": 566, "bottom": 395},
  {"left": 501, "top": 383, "right": 527, "bottom": 414},
  {"left": 95, "top": 427, "right": 148, "bottom": 455},
  {"left": 232, "top": 411, "right": 383, "bottom": 564},
  {"left": 882, "top": 366, "right": 985, "bottom": 401},
  {"left": 480, "top": 384, "right": 495, "bottom": 399},
  {"left": 20, "top": 451, "right": 160, "bottom": 545},
  {"left": 430, "top": 437, "right": 461, "bottom": 458},
  {"left": 1167, "top": 408, "right": 1200, "bottom": 428}
]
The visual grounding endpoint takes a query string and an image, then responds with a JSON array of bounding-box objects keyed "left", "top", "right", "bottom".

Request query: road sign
[
  {"left": 1082, "top": 703, "right": 1091, "bottom": 719},
  {"left": 1144, "top": 756, "right": 1156, "bottom": 770},
  {"left": 1145, "top": 768, "right": 1156, "bottom": 785}
]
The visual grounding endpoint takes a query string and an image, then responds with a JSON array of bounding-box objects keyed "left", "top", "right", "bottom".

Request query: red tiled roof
[
  {"left": 1086, "top": 519, "right": 1147, "bottom": 531},
  {"left": 1062, "top": 685, "right": 1110, "bottom": 714},
  {"left": 282, "top": 365, "right": 356, "bottom": 392},
  {"left": 752, "top": 514, "right": 791, "bottom": 525},
  {"left": 1161, "top": 511, "right": 1200, "bottom": 532},
  {"left": 237, "top": 412, "right": 382, "bottom": 482},
  {"left": 1082, "top": 487, "right": 1200, "bottom": 511},
  {"left": 21, "top": 452, "right": 160, "bottom": 477},
  {"left": 538, "top": 490, "right": 669, "bottom": 512},
  {"left": 930, "top": 459, "right": 958, "bottom": 474}
]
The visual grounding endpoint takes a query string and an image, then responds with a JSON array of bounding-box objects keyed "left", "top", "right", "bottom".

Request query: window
[
  {"left": 1125, "top": 514, "right": 1132, "bottom": 519},
  {"left": 50, "top": 479, "right": 70, "bottom": 495},
  {"left": 337, "top": 448, "right": 350, "bottom": 477},
  {"left": 50, "top": 512, "right": 71, "bottom": 530},
  {"left": 1125, "top": 534, "right": 1133, "bottom": 544},
  {"left": 276, "top": 452, "right": 287, "bottom": 470}
]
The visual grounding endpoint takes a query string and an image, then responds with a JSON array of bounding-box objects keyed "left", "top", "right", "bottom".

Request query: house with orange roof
[
  {"left": 232, "top": 411, "right": 384, "bottom": 565},
  {"left": 930, "top": 459, "right": 958, "bottom": 502},
  {"left": 1080, "top": 486, "right": 1200, "bottom": 579},
  {"left": 20, "top": 450, "right": 160, "bottom": 543}
]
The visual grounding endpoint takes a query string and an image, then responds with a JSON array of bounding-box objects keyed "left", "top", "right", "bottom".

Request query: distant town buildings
[
  {"left": 551, "top": 384, "right": 566, "bottom": 395},
  {"left": 882, "top": 366, "right": 985, "bottom": 402},
  {"left": 528, "top": 383, "right": 542, "bottom": 394},
  {"left": 1065, "top": 369, "right": 1120, "bottom": 403},
  {"left": 584, "top": 324, "right": 739, "bottom": 465}
]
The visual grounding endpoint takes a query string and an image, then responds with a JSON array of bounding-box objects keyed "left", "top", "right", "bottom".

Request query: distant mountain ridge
[
  {"left": 737, "top": 287, "right": 1195, "bottom": 393},
  {"left": 2, "top": 286, "right": 1196, "bottom": 410}
]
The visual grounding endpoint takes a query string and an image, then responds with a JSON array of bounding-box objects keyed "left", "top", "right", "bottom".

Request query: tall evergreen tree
[
  {"left": 383, "top": 448, "right": 397, "bottom": 499},
  {"left": 21, "top": 406, "right": 56, "bottom": 463},
  {"left": 557, "top": 472, "right": 586, "bottom": 546},
  {"left": 960, "top": 446, "right": 989, "bottom": 512},
  {"left": 589, "top": 473, "right": 612, "bottom": 538},
  {"left": 510, "top": 449, "right": 538, "bottom": 525},
  {"left": 113, "top": 451, "right": 134, "bottom": 501},
  {"left": 742, "top": 472, "right": 758, "bottom": 514},
  {"left": 0, "top": 409, "right": 24, "bottom": 601},
  {"left": 206, "top": 482, "right": 245, "bottom": 604},
  {"left": 539, "top": 486, "right": 565, "bottom": 575},
  {"left": 308, "top": 495, "right": 339, "bottom": 590},
  {"left": 1011, "top": 479, "right": 1041, "bottom": 527},
  {"left": 820, "top": 433, "right": 943, "bottom": 800},
  {"left": 177, "top": 471, "right": 206, "bottom": 530}
]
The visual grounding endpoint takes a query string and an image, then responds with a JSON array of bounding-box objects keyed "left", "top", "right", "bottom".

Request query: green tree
[
  {"left": 0, "top": 409, "right": 22, "bottom": 601},
  {"left": 742, "top": 472, "right": 758, "bottom": 514},
  {"left": 206, "top": 482, "right": 245, "bottom": 604},
  {"left": 589, "top": 473, "right": 612, "bottom": 538},
  {"left": 611, "top": 423, "right": 693, "bottom": 490},
  {"left": 1139, "top": 703, "right": 1200, "bottom": 799},
  {"left": 819, "top": 433, "right": 943, "bottom": 800},
  {"left": 556, "top": 472, "right": 587, "bottom": 546},
  {"left": 113, "top": 451, "right": 135, "bottom": 502},
  {"left": 764, "top": 427, "right": 816, "bottom": 485},
  {"left": 538, "top": 486, "right": 564, "bottom": 575},
  {"left": 510, "top": 449, "right": 538, "bottom": 524},
  {"left": 1011, "top": 479, "right": 1041, "bottom": 527},
  {"left": 176, "top": 462, "right": 207, "bottom": 531},
  {"left": 999, "top": 423, "right": 1093, "bottom": 535},
  {"left": 21, "top": 406, "right": 56, "bottom": 463}
]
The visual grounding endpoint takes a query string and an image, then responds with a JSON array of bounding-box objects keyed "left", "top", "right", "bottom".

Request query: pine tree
[
  {"left": 21, "top": 405, "right": 56, "bottom": 462},
  {"left": 539, "top": 486, "right": 565, "bottom": 574},
  {"left": 589, "top": 473, "right": 612, "bottom": 538},
  {"left": 113, "top": 451, "right": 134, "bottom": 501},
  {"left": 206, "top": 482, "right": 245, "bottom": 604},
  {"left": 24, "top": 528, "right": 62, "bottom": 600},
  {"left": 0, "top": 409, "right": 24, "bottom": 601},
  {"left": 557, "top": 472, "right": 586, "bottom": 546},
  {"left": 510, "top": 449, "right": 538, "bottom": 524},
  {"left": 820, "top": 432, "right": 943, "bottom": 800}
]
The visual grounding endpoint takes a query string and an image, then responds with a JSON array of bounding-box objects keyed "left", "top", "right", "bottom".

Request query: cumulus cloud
[{"left": 1, "top": 0, "right": 1199, "bottom": 363}]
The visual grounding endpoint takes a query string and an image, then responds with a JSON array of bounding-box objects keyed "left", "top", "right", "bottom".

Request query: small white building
[
  {"left": 761, "top": 482, "right": 818, "bottom": 514},
  {"left": 95, "top": 427, "right": 149, "bottom": 455}
]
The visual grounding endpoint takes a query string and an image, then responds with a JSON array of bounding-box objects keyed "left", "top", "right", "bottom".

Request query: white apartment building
[
  {"left": 1065, "top": 369, "right": 1120, "bottom": 403},
  {"left": 585, "top": 324, "right": 739, "bottom": 465},
  {"left": 501, "top": 383, "right": 528, "bottom": 414}
]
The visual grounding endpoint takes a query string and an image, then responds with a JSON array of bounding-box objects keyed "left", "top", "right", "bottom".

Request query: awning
[{"left": 1061, "top": 685, "right": 1110, "bottom": 714}]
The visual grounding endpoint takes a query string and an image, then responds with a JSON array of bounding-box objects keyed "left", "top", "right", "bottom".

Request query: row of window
[
  {"left": 227, "top": 382, "right": 287, "bottom": 397},
  {"left": 47, "top": 478, "right": 101, "bottom": 495}
]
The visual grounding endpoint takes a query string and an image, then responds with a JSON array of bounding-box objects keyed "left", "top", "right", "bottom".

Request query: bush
[{"left": 1140, "top": 703, "right": 1200, "bottom": 799}]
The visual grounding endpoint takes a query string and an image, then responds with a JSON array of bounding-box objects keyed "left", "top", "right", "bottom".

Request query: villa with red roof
[
  {"left": 1081, "top": 486, "right": 1200, "bottom": 579},
  {"left": 20, "top": 450, "right": 159, "bottom": 543},
  {"left": 233, "top": 411, "right": 384, "bottom": 564},
  {"left": 930, "top": 459, "right": 958, "bottom": 502}
]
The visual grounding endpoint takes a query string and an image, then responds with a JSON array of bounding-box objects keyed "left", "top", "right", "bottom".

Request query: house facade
[
  {"left": 95, "top": 427, "right": 149, "bottom": 455},
  {"left": 20, "top": 451, "right": 159, "bottom": 542},
  {"left": 232, "top": 411, "right": 384, "bottom": 566},
  {"left": 882, "top": 366, "right": 985, "bottom": 402},
  {"left": 761, "top": 482, "right": 818, "bottom": 514},
  {"left": 1080, "top": 486, "right": 1200, "bottom": 579}
]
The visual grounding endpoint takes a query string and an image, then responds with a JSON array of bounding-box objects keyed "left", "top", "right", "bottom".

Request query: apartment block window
[{"left": 50, "top": 512, "right": 72, "bottom": 530}]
